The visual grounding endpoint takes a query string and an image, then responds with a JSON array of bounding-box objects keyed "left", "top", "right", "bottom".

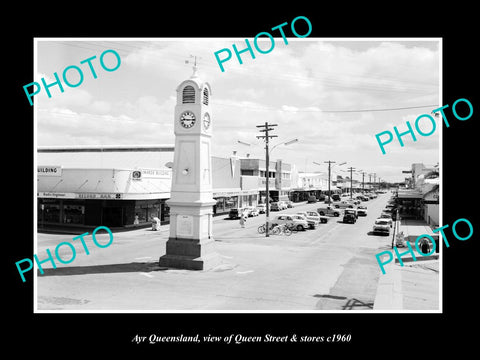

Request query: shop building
[
  {"left": 290, "top": 172, "right": 339, "bottom": 202},
  {"left": 239, "top": 157, "right": 292, "bottom": 203},
  {"left": 37, "top": 146, "right": 258, "bottom": 229}
]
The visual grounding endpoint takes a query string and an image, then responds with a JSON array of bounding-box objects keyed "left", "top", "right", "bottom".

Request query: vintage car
[
  {"left": 343, "top": 209, "right": 357, "bottom": 224},
  {"left": 356, "top": 205, "right": 368, "bottom": 216},
  {"left": 256, "top": 204, "right": 266, "bottom": 214},
  {"left": 317, "top": 205, "right": 341, "bottom": 217},
  {"left": 373, "top": 218, "right": 391, "bottom": 235},
  {"left": 272, "top": 214, "right": 309, "bottom": 231},
  {"left": 333, "top": 200, "right": 355, "bottom": 209},
  {"left": 244, "top": 206, "right": 259, "bottom": 217},
  {"left": 270, "top": 202, "right": 281, "bottom": 211}
]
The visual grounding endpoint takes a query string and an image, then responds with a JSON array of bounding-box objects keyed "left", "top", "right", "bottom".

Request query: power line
[{"left": 215, "top": 102, "right": 438, "bottom": 113}]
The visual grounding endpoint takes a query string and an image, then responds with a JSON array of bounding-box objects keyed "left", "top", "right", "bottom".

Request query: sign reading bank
[{"left": 37, "top": 166, "right": 62, "bottom": 177}]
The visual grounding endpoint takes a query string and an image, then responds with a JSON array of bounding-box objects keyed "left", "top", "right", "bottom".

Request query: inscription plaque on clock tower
[{"left": 158, "top": 65, "right": 221, "bottom": 270}]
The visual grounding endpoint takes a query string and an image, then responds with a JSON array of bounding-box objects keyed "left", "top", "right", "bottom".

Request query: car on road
[
  {"left": 286, "top": 201, "right": 294, "bottom": 208},
  {"left": 278, "top": 201, "right": 289, "bottom": 210},
  {"left": 368, "top": 193, "right": 377, "bottom": 199},
  {"left": 307, "top": 195, "right": 317, "bottom": 203},
  {"left": 256, "top": 204, "right": 266, "bottom": 214},
  {"left": 373, "top": 218, "right": 391, "bottom": 235},
  {"left": 343, "top": 209, "right": 357, "bottom": 224},
  {"left": 228, "top": 208, "right": 244, "bottom": 219},
  {"left": 333, "top": 200, "right": 355, "bottom": 209},
  {"left": 317, "top": 205, "right": 341, "bottom": 217},
  {"left": 296, "top": 211, "right": 318, "bottom": 229},
  {"left": 270, "top": 202, "right": 281, "bottom": 211},
  {"left": 272, "top": 214, "right": 309, "bottom": 231},
  {"left": 356, "top": 206, "right": 368, "bottom": 216},
  {"left": 379, "top": 212, "right": 393, "bottom": 227},
  {"left": 244, "top": 206, "right": 259, "bottom": 217},
  {"left": 331, "top": 194, "right": 341, "bottom": 201},
  {"left": 297, "top": 210, "right": 328, "bottom": 228}
]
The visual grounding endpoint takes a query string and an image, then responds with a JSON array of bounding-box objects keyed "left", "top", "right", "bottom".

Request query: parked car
[
  {"left": 228, "top": 208, "right": 243, "bottom": 219},
  {"left": 356, "top": 206, "right": 368, "bottom": 216},
  {"left": 272, "top": 214, "right": 309, "bottom": 231},
  {"left": 296, "top": 210, "right": 327, "bottom": 228},
  {"left": 318, "top": 194, "right": 326, "bottom": 201},
  {"left": 278, "top": 201, "right": 288, "bottom": 210},
  {"left": 270, "top": 202, "right": 281, "bottom": 211},
  {"left": 286, "top": 201, "right": 294, "bottom": 208},
  {"left": 256, "top": 204, "right": 266, "bottom": 214},
  {"left": 368, "top": 193, "right": 377, "bottom": 199},
  {"left": 343, "top": 209, "right": 357, "bottom": 224},
  {"left": 307, "top": 195, "right": 317, "bottom": 203},
  {"left": 373, "top": 218, "right": 391, "bottom": 235},
  {"left": 244, "top": 206, "right": 259, "bottom": 217},
  {"left": 379, "top": 212, "right": 393, "bottom": 227},
  {"left": 317, "top": 205, "right": 341, "bottom": 217},
  {"left": 333, "top": 200, "right": 355, "bottom": 209},
  {"left": 331, "top": 194, "right": 341, "bottom": 201}
]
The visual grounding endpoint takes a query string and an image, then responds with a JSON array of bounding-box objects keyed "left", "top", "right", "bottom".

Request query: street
[{"left": 36, "top": 193, "right": 393, "bottom": 311}]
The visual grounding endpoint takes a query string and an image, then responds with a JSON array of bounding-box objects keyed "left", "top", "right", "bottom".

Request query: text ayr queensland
[
  {"left": 214, "top": 16, "right": 312, "bottom": 72},
  {"left": 15, "top": 226, "right": 113, "bottom": 282},
  {"left": 375, "top": 98, "right": 474, "bottom": 154},
  {"left": 23, "top": 49, "right": 121, "bottom": 106}
]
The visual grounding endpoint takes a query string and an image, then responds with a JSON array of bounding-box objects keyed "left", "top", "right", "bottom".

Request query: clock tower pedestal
[{"left": 159, "top": 69, "right": 221, "bottom": 270}]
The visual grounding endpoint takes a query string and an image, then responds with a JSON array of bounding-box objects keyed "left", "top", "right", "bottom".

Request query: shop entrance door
[{"left": 102, "top": 207, "right": 123, "bottom": 227}]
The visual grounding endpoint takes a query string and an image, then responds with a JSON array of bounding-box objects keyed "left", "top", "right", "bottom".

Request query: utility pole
[
  {"left": 324, "top": 161, "right": 336, "bottom": 205},
  {"left": 362, "top": 172, "right": 365, "bottom": 192},
  {"left": 257, "top": 122, "right": 277, "bottom": 237},
  {"left": 347, "top": 167, "right": 355, "bottom": 199},
  {"left": 374, "top": 173, "right": 377, "bottom": 191}
]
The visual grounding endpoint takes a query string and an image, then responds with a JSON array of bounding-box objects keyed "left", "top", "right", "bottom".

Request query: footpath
[{"left": 373, "top": 219, "right": 440, "bottom": 311}]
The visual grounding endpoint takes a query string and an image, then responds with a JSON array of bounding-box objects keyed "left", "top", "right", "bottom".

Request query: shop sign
[
  {"left": 38, "top": 191, "right": 73, "bottom": 198},
  {"left": 37, "top": 166, "right": 62, "bottom": 176},
  {"left": 76, "top": 193, "right": 122, "bottom": 199},
  {"left": 138, "top": 168, "right": 172, "bottom": 179}
]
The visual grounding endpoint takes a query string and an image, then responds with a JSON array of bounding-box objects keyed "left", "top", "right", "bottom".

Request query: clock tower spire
[{"left": 158, "top": 66, "right": 220, "bottom": 270}]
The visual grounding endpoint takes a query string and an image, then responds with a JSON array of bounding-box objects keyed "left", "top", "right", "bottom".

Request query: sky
[{"left": 35, "top": 38, "right": 441, "bottom": 183}]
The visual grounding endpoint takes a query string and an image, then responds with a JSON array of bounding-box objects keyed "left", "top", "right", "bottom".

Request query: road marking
[
  {"left": 140, "top": 272, "right": 154, "bottom": 278},
  {"left": 236, "top": 270, "right": 254, "bottom": 275}
]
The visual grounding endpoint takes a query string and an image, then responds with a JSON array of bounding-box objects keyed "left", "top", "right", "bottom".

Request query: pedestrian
[
  {"left": 239, "top": 213, "right": 246, "bottom": 228},
  {"left": 419, "top": 238, "right": 430, "bottom": 254},
  {"left": 134, "top": 213, "right": 139, "bottom": 226}
]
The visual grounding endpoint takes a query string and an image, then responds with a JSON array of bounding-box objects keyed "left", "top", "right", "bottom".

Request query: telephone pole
[
  {"left": 347, "top": 167, "right": 355, "bottom": 199},
  {"left": 324, "top": 161, "right": 336, "bottom": 204},
  {"left": 257, "top": 122, "right": 277, "bottom": 237}
]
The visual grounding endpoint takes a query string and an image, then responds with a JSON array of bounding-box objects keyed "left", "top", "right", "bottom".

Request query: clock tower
[{"left": 158, "top": 65, "right": 221, "bottom": 270}]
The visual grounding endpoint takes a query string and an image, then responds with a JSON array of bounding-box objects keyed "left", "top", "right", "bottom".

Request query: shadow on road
[{"left": 37, "top": 261, "right": 167, "bottom": 277}]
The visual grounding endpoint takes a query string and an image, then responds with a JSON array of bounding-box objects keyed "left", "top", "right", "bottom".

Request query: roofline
[{"left": 37, "top": 144, "right": 175, "bottom": 153}]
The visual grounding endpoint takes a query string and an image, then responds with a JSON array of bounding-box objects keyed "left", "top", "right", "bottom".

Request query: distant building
[{"left": 396, "top": 163, "right": 439, "bottom": 226}]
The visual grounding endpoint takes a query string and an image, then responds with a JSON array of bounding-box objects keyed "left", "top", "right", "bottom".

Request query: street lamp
[{"left": 313, "top": 160, "right": 346, "bottom": 204}]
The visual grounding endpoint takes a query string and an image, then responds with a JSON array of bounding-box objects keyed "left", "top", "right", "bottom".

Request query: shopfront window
[
  {"left": 135, "top": 200, "right": 162, "bottom": 223},
  {"left": 63, "top": 205, "right": 84, "bottom": 224},
  {"left": 224, "top": 196, "right": 238, "bottom": 210},
  {"left": 42, "top": 204, "right": 60, "bottom": 223},
  {"left": 215, "top": 198, "right": 225, "bottom": 214}
]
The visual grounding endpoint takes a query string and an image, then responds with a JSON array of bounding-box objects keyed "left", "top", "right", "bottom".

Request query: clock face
[
  {"left": 203, "top": 112, "right": 211, "bottom": 130},
  {"left": 180, "top": 111, "right": 196, "bottom": 128}
]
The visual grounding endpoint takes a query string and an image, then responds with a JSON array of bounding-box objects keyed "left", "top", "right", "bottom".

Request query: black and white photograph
[
  {"left": 8, "top": 6, "right": 478, "bottom": 354},
  {"left": 33, "top": 37, "right": 441, "bottom": 312}
]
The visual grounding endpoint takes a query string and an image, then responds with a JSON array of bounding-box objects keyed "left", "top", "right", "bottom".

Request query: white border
[{"left": 33, "top": 37, "right": 442, "bottom": 314}]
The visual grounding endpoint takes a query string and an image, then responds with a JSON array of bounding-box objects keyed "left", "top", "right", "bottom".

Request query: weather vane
[{"left": 185, "top": 54, "right": 201, "bottom": 77}]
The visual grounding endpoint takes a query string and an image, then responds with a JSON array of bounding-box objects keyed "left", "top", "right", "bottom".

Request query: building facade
[{"left": 37, "top": 147, "right": 259, "bottom": 229}]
